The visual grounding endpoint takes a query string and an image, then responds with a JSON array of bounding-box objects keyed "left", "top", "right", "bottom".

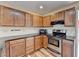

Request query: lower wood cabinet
[
  {"left": 62, "top": 40, "right": 74, "bottom": 57},
  {"left": 42, "top": 35, "right": 48, "bottom": 48},
  {"left": 35, "top": 35, "right": 43, "bottom": 50},
  {"left": 5, "top": 38, "right": 25, "bottom": 57},
  {"left": 35, "top": 35, "right": 48, "bottom": 50},
  {"left": 5, "top": 35, "right": 48, "bottom": 57},
  {"left": 26, "top": 37, "right": 34, "bottom": 55},
  {"left": 10, "top": 42, "right": 25, "bottom": 57}
]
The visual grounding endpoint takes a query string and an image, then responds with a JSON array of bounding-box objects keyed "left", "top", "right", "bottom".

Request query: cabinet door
[
  {"left": 9, "top": 39, "right": 25, "bottom": 57},
  {"left": 62, "top": 40, "right": 74, "bottom": 57},
  {"left": 0, "top": 6, "right": 14, "bottom": 26},
  {"left": 51, "top": 13, "right": 57, "bottom": 21},
  {"left": 43, "top": 16, "right": 51, "bottom": 27},
  {"left": 14, "top": 10, "right": 25, "bottom": 27},
  {"left": 25, "top": 13, "right": 33, "bottom": 27},
  {"left": 57, "top": 11, "right": 64, "bottom": 21},
  {"left": 42, "top": 35, "right": 48, "bottom": 48},
  {"left": 33, "top": 15, "right": 42, "bottom": 27},
  {"left": 26, "top": 37, "right": 34, "bottom": 55},
  {"left": 65, "top": 8, "right": 75, "bottom": 26},
  {"left": 39, "top": 16, "right": 43, "bottom": 27},
  {"left": 5, "top": 41, "right": 10, "bottom": 57},
  {"left": 35, "top": 36, "right": 43, "bottom": 50},
  {"left": 33, "top": 15, "right": 39, "bottom": 27}
]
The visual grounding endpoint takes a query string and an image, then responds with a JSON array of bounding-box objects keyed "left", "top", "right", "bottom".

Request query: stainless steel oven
[
  {"left": 49, "top": 38, "right": 59, "bottom": 47},
  {"left": 48, "top": 29, "right": 66, "bottom": 47}
]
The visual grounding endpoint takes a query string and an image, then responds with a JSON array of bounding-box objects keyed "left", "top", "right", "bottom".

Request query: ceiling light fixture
[{"left": 40, "top": 5, "right": 43, "bottom": 9}]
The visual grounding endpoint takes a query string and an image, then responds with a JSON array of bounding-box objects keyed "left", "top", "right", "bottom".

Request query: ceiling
[{"left": 0, "top": 1, "right": 76, "bottom": 15}]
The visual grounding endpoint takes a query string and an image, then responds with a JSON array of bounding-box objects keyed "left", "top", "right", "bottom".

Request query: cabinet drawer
[{"left": 10, "top": 39, "right": 25, "bottom": 45}]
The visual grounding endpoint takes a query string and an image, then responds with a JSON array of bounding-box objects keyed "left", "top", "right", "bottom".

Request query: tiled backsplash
[
  {"left": 42, "top": 26, "right": 76, "bottom": 37},
  {"left": 0, "top": 26, "right": 76, "bottom": 37},
  {"left": 0, "top": 27, "right": 40, "bottom": 34}
]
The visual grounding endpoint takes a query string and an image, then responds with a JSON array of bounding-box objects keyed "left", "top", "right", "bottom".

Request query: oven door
[{"left": 48, "top": 39, "right": 59, "bottom": 47}]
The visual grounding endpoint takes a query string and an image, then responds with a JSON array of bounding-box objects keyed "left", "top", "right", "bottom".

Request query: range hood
[{"left": 51, "top": 20, "right": 64, "bottom": 25}]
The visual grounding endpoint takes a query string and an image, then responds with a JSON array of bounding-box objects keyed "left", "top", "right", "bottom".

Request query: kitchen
[{"left": 0, "top": 1, "right": 78, "bottom": 57}]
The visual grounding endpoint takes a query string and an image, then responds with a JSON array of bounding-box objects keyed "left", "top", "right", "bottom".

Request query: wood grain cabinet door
[
  {"left": 33, "top": 15, "right": 39, "bottom": 27},
  {"left": 57, "top": 11, "right": 64, "bottom": 21},
  {"left": 51, "top": 14, "right": 57, "bottom": 22},
  {"left": 14, "top": 10, "right": 25, "bottom": 27},
  {"left": 42, "top": 35, "right": 48, "bottom": 48},
  {"left": 65, "top": 8, "right": 75, "bottom": 26},
  {"left": 26, "top": 37, "right": 34, "bottom": 55},
  {"left": 33, "top": 15, "right": 43, "bottom": 27},
  {"left": 39, "top": 16, "right": 43, "bottom": 27},
  {"left": 62, "top": 40, "right": 74, "bottom": 57},
  {"left": 9, "top": 39, "right": 25, "bottom": 57},
  {"left": 0, "top": 6, "right": 14, "bottom": 26},
  {"left": 35, "top": 36, "right": 43, "bottom": 50},
  {"left": 10, "top": 42, "right": 25, "bottom": 57},
  {"left": 25, "top": 13, "right": 33, "bottom": 27},
  {"left": 43, "top": 16, "right": 51, "bottom": 27}
]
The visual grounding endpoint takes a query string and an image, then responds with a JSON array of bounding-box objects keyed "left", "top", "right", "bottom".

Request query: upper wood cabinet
[
  {"left": 39, "top": 16, "right": 43, "bottom": 27},
  {"left": 0, "top": 6, "right": 25, "bottom": 27},
  {"left": 14, "top": 10, "right": 25, "bottom": 27},
  {"left": 43, "top": 16, "right": 51, "bottom": 27},
  {"left": 33, "top": 15, "right": 43, "bottom": 27},
  {"left": 65, "top": 8, "right": 75, "bottom": 26},
  {"left": 57, "top": 11, "right": 65, "bottom": 21},
  {"left": 35, "top": 35, "right": 43, "bottom": 50},
  {"left": 25, "top": 13, "right": 33, "bottom": 27},
  {"left": 51, "top": 11, "right": 64, "bottom": 21},
  {"left": 51, "top": 13, "right": 57, "bottom": 21},
  {"left": 0, "top": 6, "right": 14, "bottom": 26}
]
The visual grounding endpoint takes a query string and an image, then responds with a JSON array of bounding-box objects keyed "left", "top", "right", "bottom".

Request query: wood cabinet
[
  {"left": 25, "top": 13, "right": 33, "bottom": 27},
  {"left": 51, "top": 13, "right": 57, "bottom": 22},
  {"left": 5, "top": 35, "right": 49, "bottom": 57},
  {"left": 33, "top": 15, "right": 43, "bottom": 27},
  {"left": 43, "top": 16, "right": 51, "bottom": 27},
  {"left": 57, "top": 11, "right": 64, "bottom": 21},
  {"left": 39, "top": 16, "right": 43, "bottom": 27},
  {"left": 35, "top": 35, "right": 43, "bottom": 50},
  {"left": 0, "top": 6, "right": 25, "bottom": 27},
  {"left": 5, "top": 41, "right": 10, "bottom": 57},
  {"left": 26, "top": 37, "right": 34, "bottom": 55},
  {"left": 65, "top": 8, "right": 75, "bottom": 26},
  {"left": 51, "top": 11, "right": 64, "bottom": 21},
  {"left": 42, "top": 35, "right": 48, "bottom": 48},
  {"left": 62, "top": 40, "right": 74, "bottom": 57},
  {"left": 14, "top": 10, "right": 25, "bottom": 27},
  {"left": 5, "top": 39, "right": 25, "bottom": 57},
  {"left": 0, "top": 6, "right": 14, "bottom": 26}
]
